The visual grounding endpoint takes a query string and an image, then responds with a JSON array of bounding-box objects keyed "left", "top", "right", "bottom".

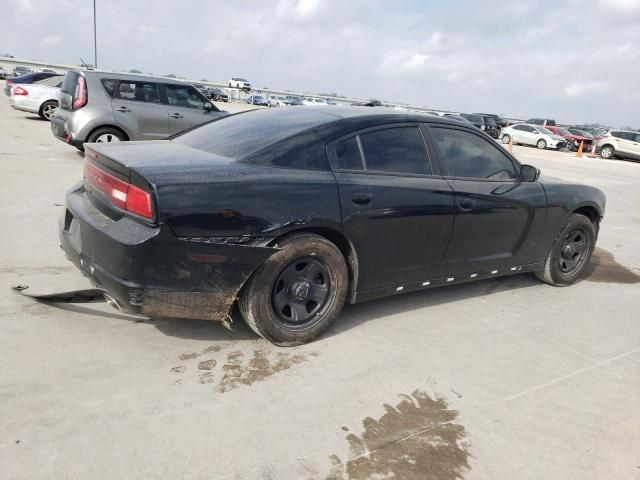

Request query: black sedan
[{"left": 60, "top": 107, "right": 605, "bottom": 345}]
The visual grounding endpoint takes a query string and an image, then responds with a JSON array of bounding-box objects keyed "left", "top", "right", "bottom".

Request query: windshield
[
  {"left": 35, "top": 76, "right": 64, "bottom": 87},
  {"left": 556, "top": 127, "right": 571, "bottom": 135},
  {"left": 538, "top": 127, "right": 553, "bottom": 135}
]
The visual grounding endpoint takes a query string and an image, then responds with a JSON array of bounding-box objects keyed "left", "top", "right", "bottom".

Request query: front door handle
[
  {"left": 351, "top": 193, "right": 372, "bottom": 205},
  {"left": 169, "top": 113, "right": 184, "bottom": 119},
  {"left": 459, "top": 198, "right": 475, "bottom": 211},
  {"left": 115, "top": 106, "right": 131, "bottom": 113}
]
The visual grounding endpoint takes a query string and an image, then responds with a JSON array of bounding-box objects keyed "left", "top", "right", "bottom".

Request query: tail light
[
  {"left": 14, "top": 86, "right": 28, "bottom": 96},
  {"left": 83, "top": 156, "right": 154, "bottom": 221},
  {"left": 72, "top": 76, "right": 88, "bottom": 110}
]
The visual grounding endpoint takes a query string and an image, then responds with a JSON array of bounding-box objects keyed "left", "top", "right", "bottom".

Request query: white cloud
[
  {"left": 296, "top": 0, "right": 319, "bottom": 16},
  {"left": 563, "top": 81, "right": 609, "bottom": 97},
  {"left": 40, "top": 35, "right": 62, "bottom": 48}
]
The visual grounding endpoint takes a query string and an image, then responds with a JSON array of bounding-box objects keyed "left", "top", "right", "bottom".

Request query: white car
[
  {"left": 227, "top": 77, "right": 251, "bottom": 90},
  {"left": 268, "top": 95, "right": 289, "bottom": 107},
  {"left": 500, "top": 123, "right": 567, "bottom": 150},
  {"left": 596, "top": 130, "right": 640, "bottom": 161},
  {"left": 302, "top": 97, "right": 327, "bottom": 106},
  {"left": 9, "top": 75, "right": 63, "bottom": 121}
]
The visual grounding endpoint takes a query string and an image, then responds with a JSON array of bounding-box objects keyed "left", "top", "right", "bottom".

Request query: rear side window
[
  {"left": 116, "top": 81, "right": 160, "bottom": 103},
  {"left": 102, "top": 79, "right": 117, "bottom": 97},
  {"left": 612, "top": 131, "right": 634, "bottom": 140},
  {"left": 431, "top": 127, "right": 517, "bottom": 180},
  {"left": 335, "top": 137, "right": 363, "bottom": 170},
  {"left": 359, "top": 127, "right": 430, "bottom": 175}
]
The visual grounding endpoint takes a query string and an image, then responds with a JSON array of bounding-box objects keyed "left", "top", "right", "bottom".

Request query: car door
[
  {"left": 111, "top": 80, "right": 168, "bottom": 140},
  {"left": 163, "top": 83, "right": 223, "bottom": 134},
  {"left": 329, "top": 124, "right": 456, "bottom": 293},
  {"left": 426, "top": 125, "right": 547, "bottom": 275},
  {"left": 510, "top": 125, "right": 528, "bottom": 144},
  {"left": 520, "top": 125, "right": 539, "bottom": 145},
  {"left": 631, "top": 133, "right": 640, "bottom": 159}
]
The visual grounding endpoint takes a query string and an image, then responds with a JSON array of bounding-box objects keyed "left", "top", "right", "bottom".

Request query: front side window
[
  {"left": 165, "top": 84, "right": 206, "bottom": 109},
  {"left": 116, "top": 81, "right": 160, "bottom": 103},
  {"left": 359, "top": 127, "right": 430, "bottom": 175},
  {"left": 431, "top": 127, "right": 518, "bottom": 180}
]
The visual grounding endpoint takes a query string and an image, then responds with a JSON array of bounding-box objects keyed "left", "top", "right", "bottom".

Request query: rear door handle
[
  {"left": 169, "top": 113, "right": 184, "bottom": 119},
  {"left": 459, "top": 198, "right": 475, "bottom": 211},
  {"left": 115, "top": 106, "right": 131, "bottom": 113},
  {"left": 351, "top": 193, "right": 372, "bottom": 205}
]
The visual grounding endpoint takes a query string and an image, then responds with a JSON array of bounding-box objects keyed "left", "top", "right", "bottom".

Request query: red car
[{"left": 546, "top": 126, "right": 591, "bottom": 152}]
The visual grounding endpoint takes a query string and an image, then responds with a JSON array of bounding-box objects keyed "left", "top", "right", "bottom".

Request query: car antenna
[{"left": 79, "top": 58, "right": 94, "bottom": 70}]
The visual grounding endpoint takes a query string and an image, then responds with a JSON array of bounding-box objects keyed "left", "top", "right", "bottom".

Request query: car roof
[{"left": 73, "top": 69, "right": 192, "bottom": 86}]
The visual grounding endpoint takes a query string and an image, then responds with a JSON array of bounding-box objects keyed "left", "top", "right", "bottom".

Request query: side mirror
[{"left": 520, "top": 164, "right": 540, "bottom": 182}]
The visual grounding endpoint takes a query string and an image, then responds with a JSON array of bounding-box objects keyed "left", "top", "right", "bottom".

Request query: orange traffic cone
[
  {"left": 588, "top": 143, "right": 597, "bottom": 158},
  {"left": 575, "top": 141, "right": 583, "bottom": 158},
  {"left": 508, "top": 135, "right": 513, "bottom": 153}
]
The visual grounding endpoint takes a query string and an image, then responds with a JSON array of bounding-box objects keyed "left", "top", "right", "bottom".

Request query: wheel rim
[
  {"left": 602, "top": 147, "right": 612, "bottom": 158},
  {"left": 42, "top": 103, "right": 57, "bottom": 120},
  {"left": 537, "top": 140, "right": 546, "bottom": 149},
  {"left": 502, "top": 135, "right": 510, "bottom": 144},
  {"left": 271, "top": 256, "right": 331, "bottom": 327},
  {"left": 558, "top": 228, "right": 590, "bottom": 275},
  {"left": 95, "top": 133, "right": 120, "bottom": 143}
]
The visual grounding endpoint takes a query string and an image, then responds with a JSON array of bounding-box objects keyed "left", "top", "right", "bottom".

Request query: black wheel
[
  {"left": 535, "top": 213, "right": 596, "bottom": 286},
  {"left": 239, "top": 233, "right": 348, "bottom": 346},
  {"left": 600, "top": 145, "right": 614, "bottom": 159},
  {"left": 87, "top": 127, "right": 126, "bottom": 144},
  {"left": 39, "top": 100, "right": 58, "bottom": 121},
  {"left": 537, "top": 139, "right": 547, "bottom": 149}
]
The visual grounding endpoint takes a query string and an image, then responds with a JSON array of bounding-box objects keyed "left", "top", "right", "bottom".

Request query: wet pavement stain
[
  {"left": 326, "top": 390, "right": 470, "bottom": 480},
  {"left": 171, "top": 346, "right": 316, "bottom": 392},
  {"left": 584, "top": 248, "right": 640, "bottom": 284}
]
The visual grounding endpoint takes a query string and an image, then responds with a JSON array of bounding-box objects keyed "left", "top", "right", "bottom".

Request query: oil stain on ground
[
  {"left": 326, "top": 390, "right": 469, "bottom": 480},
  {"left": 584, "top": 248, "right": 640, "bottom": 284},
  {"left": 172, "top": 346, "right": 315, "bottom": 392}
]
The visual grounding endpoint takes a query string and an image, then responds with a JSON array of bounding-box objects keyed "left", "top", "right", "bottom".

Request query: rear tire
[
  {"left": 239, "top": 233, "right": 348, "bottom": 346},
  {"left": 87, "top": 127, "right": 126, "bottom": 144},
  {"left": 535, "top": 213, "right": 596, "bottom": 286}
]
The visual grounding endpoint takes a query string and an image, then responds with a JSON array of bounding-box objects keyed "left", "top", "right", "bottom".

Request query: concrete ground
[{"left": 0, "top": 93, "right": 638, "bottom": 480}]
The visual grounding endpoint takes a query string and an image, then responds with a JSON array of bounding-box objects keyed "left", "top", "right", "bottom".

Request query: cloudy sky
[{"left": 6, "top": 0, "right": 640, "bottom": 126}]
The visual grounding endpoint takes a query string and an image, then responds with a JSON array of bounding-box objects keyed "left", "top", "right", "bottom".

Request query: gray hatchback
[{"left": 51, "top": 70, "right": 227, "bottom": 149}]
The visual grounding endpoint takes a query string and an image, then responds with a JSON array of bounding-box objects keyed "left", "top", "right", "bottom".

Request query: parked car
[
  {"left": 571, "top": 126, "right": 605, "bottom": 141},
  {"left": 207, "top": 87, "right": 229, "bottom": 102},
  {"left": 247, "top": 95, "right": 268, "bottom": 106},
  {"left": 40, "top": 68, "right": 59, "bottom": 74},
  {"left": 567, "top": 128, "right": 594, "bottom": 142},
  {"left": 51, "top": 70, "right": 227, "bottom": 150},
  {"left": 500, "top": 123, "right": 567, "bottom": 149},
  {"left": 192, "top": 83, "right": 208, "bottom": 95},
  {"left": 352, "top": 99, "right": 383, "bottom": 107},
  {"left": 473, "top": 112, "right": 508, "bottom": 128},
  {"left": 269, "top": 95, "right": 289, "bottom": 107},
  {"left": 12, "top": 66, "right": 33, "bottom": 77},
  {"left": 4, "top": 72, "right": 62, "bottom": 96},
  {"left": 58, "top": 107, "right": 605, "bottom": 345},
  {"left": 526, "top": 118, "right": 556, "bottom": 127},
  {"left": 596, "top": 130, "right": 640, "bottom": 161},
  {"left": 303, "top": 97, "right": 328, "bottom": 106},
  {"left": 287, "top": 97, "right": 304, "bottom": 106},
  {"left": 443, "top": 113, "right": 474, "bottom": 125},
  {"left": 0, "top": 66, "right": 7, "bottom": 79},
  {"left": 9, "top": 75, "right": 64, "bottom": 120},
  {"left": 228, "top": 77, "right": 251, "bottom": 90},
  {"left": 546, "top": 125, "right": 591, "bottom": 152},
  {"left": 459, "top": 113, "right": 500, "bottom": 138}
]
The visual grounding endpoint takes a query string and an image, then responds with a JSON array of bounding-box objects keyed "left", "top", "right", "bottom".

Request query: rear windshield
[
  {"left": 173, "top": 108, "right": 332, "bottom": 159},
  {"left": 61, "top": 71, "right": 81, "bottom": 96}
]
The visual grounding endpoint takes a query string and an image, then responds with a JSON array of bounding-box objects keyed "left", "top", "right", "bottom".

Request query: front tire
[
  {"left": 537, "top": 139, "right": 547, "bottom": 149},
  {"left": 501, "top": 134, "right": 511, "bottom": 144},
  {"left": 600, "top": 145, "right": 614, "bottom": 159},
  {"left": 535, "top": 213, "right": 596, "bottom": 286},
  {"left": 39, "top": 100, "right": 58, "bottom": 121},
  {"left": 239, "top": 233, "right": 348, "bottom": 346}
]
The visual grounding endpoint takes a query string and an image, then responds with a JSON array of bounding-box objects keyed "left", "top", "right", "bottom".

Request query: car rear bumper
[{"left": 59, "top": 183, "right": 276, "bottom": 322}]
